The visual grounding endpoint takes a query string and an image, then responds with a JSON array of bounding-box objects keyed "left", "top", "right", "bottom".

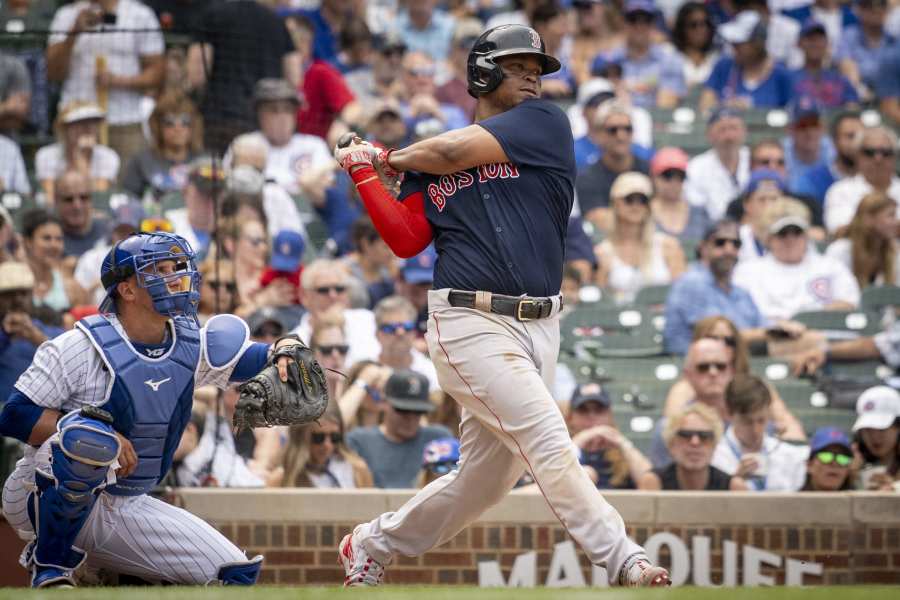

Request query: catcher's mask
[{"left": 99, "top": 231, "right": 201, "bottom": 322}]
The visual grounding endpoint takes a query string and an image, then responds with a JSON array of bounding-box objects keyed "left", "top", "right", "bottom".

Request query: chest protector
[{"left": 77, "top": 315, "right": 200, "bottom": 496}]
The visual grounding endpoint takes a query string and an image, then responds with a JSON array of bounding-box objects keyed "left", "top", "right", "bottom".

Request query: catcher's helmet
[
  {"left": 466, "top": 24, "right": 561, "bottom": 98},
  {"left": 99, "top": 231, "right": 201, "bottom": 321}
]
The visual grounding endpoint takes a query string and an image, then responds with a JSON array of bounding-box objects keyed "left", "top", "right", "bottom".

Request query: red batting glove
[{"left": 376, "top": 147, "right": 401, "bottom": 180}]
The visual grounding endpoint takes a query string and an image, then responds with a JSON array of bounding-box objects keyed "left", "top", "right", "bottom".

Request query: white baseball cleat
[
  {"left": 338, "top": 528, "right": 386, "bottom": 587},
  {"left": 619, "top": 556, "right": 671, "bottom": 587}
]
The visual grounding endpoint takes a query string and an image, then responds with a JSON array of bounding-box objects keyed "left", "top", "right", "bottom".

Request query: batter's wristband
[{"left": 378, "top": 148, "right": 401, "bottom": 179}]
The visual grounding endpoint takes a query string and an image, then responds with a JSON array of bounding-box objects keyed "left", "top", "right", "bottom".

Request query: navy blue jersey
[{"left": 399, "top": 99, "right": 575, "bottom": 297}]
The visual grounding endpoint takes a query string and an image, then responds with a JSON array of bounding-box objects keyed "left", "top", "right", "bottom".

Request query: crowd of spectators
[{"left": 0, "top": 0, "right": 898, "bottom": 495}]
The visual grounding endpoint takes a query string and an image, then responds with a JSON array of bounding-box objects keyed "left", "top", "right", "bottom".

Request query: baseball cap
[
  {"left": 385, "top": 369, "right": 433, "bottom": 413},
  {"left": 799, "top": 18, "right": 827, "bottom": 38},
  {"left": 228, "top": 164, "right": 265, "bottom": 195},
  {"left": 570, "top": 382, "right": 611, "bottom": 411},
  {"left": 650, "top": 147, "right": 689, "bottom": 176},
  {"left": 852, "top": 386, "right": 900, "bottom": 432},
  {"left": 373, "top": 32, "right": 407, "bottom": 53},
  {"left": 453, "top": 18, "right": 483, "bottom": 48},
  {"left": 577, "top": 78, "right": 615, "bottom": 107},
  {"left": 707, "top": 106, "right": 744, "bottom": 128},
  {"left": 401, "top": 245, "right": 437, "bottom": 285},
  {"left": 246, "top": 306, "right": 297, "bottom": 338},
  {"left": 60, "top": 102, "right": 106, "bottom": 124},
  {"left": 422, "top": 437, "right": 461, "bottom": 474},
  {"left": 0, "top": 261, "right": 34, "bottom": 292},
  {"left": 188, "top": 156, "right": 226, "bottom": 194},
  {"left": 809, "top": 426, "right": 852, "bottom": 454},
  {"left": 719, "top": 11, "right": 767, "bottom": 45},
  {"left": 610, "top": 171, "right": 653, "bottom": 200},
  {"left": 368, "top": 99, "right": 403, "bottom": 124},
  {"left": 253, "top": 78, "right": 300, "bottom": 106},
  {"left": 790, "top": 95, "right": 823, "bottom": 124},
  {"left": 590, "top": 54, "right": 624, "bottom": 78},
  {"left": 625, "top": 0, "right": 655, "bottom": 16},
  {"left": 745, "top": 168, "right": 786, "bottom": 197},
  {"left": 270, "top": 229, "right": 305, "bottom": 273}
]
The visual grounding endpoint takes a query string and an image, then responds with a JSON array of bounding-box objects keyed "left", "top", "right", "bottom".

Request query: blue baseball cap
[
  {"left": 590, "top": 54, "right": 624, "bottom": 78},
  {"left": 809, "top": 427, "right": 852, "bottom": 454},
  {"left": 422, "top": 437, "right": 461, "bottom": 474},
  {"left": 799, "top": 18, "right": 827, "bottom": 38},
  {"left": 707, "top": 106, "right": 744, "bottom": 127},
  {"left": 270, "top": 229, "right": 305, "bottom": 273},
  {"left": 790, "top": 95, "right": 823, "bottom": 123},
  {"left": 744, "top": 168, "right": 786, "bottom": 196},
  {"left": 625, "top": 0, "right": 655, "bottom": 16},
  {"left": 401, "top": 245, "right": 437, "bottom": 285},
  {"left": 570, "top": 382, "right": 611, "bottom": 410}
]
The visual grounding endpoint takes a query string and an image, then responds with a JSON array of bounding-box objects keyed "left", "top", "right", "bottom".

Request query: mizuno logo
[{"left": 144, "top": 377, "right": 172, "bottom": 391}]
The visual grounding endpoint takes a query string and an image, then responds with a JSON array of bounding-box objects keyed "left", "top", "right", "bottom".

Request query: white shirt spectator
[
  {"left": 825, "top": 238, "right": 900, "bottom": 286},
  {"left": 0, "top": 134, "right": 31, "bottom": 194},
  {"left": 307, "top": 455, "right": 357, "bottom": 488},
  {"left": 262, "top": 181, "right": 306, "bottom": 239},
  {"left": 733, "top": 248, "right": 861, "bottom": 321},
  {"left": 823, "top": 174, "right": 900, "bottom": 234},
  {"left": 712, "top": 427, "right": 809, "bottom": 491},
  {"left": 738, "top": 223, "right": 765, "bottom": 262},
  {"left": 292, "top": 308, "right": 380, "bottom": 368},
  {"left": 767, "top": 13, "right": 803, "bottom": 69},
  {"left": 35, "top": 142, "right": 120, "bottom": 184},
  {"left": 684, "top": 146, "right": 751, "bottom": 221},
  {"left": 48, "top": 0, "right": 164, "bottom": 126},
  {"left": 176, "top": 411, "right": 264, "bottom": 488},
  {"left": 74, "top": 239, "right": 111, "bottom": 304},
  {"left": 163, "top": 207, "right": 204, "bottom": 257},
  {"left": 246, "top": 131, "right": 332, "bottom": 195}
]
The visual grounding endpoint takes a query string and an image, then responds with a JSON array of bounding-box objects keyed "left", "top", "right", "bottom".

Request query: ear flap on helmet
[{"left": 467, "top": 54, "right": 504, "bottom": 98}]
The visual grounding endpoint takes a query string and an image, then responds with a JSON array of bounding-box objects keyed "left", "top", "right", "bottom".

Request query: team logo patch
[
  {"left": 529, "top": 28, "right": 541, "bottom": 49},
  {"left": 807, "top": 277, "right": 832, "bottom": 302},
  {"left": 864, "top": 400, "right": 876, "bottom": 412},
  {"left": 280, "top": 241, "right": 292, "bottom": 255}
]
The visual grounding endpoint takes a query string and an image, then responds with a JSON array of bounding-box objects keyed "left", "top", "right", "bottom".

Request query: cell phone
[{"left": 102, "top": 12, "right": 117, "bottom": 25}]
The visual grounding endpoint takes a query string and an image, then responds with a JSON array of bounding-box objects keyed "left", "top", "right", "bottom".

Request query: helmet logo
[
  {"left": 170, "top": 245, "right": 183, "bottom": 255},
  {"left": 529, "top": 29, "right": 541, "bottom": 49}
]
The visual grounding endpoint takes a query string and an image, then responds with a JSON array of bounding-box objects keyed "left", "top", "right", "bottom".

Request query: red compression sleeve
[{"left": 350, "top": 165, "right": 433, "bottom": 258}]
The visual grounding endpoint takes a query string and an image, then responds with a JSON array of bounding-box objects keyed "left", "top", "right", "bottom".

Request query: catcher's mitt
[{"left": 233, "top": 342, "right": 328, "bottom": 429}]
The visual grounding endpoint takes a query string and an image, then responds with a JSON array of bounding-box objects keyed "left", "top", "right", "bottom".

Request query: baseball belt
[{"left": 447, "top": 290, "right": 557, "bottom": 321}]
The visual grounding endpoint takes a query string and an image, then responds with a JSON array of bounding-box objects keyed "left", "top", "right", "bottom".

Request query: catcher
[{"left": 0, "top": 231, "right": 327, "bottom": 588}]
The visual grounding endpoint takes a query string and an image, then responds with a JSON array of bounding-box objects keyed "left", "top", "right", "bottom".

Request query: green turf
[{"left": 0, "top": 586, "right": 896, "bottom": 600}]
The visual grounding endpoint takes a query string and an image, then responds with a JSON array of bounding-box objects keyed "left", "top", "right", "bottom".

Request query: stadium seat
[
  {"left": 592, "top": 356, "right": 682, "bottom": 383},
  {"left": 771, "top": 379, "right": 829, "bottom": 410},
  {"left": 749, "top": 357, "right": 793, "bottom": 382},
  {"left": 795, "top": 409, "right": 857, "bottom": 437},
  {"left": 604, "top": 380, "right": 673, "bottom": 412},
  {"left": 861, "top": 285, "right": 900, "bottom": 315},
  {"left": 633, "top": 284, "right": 671, "bottom": 313},
  {"left": 827, "top": 360, "right": 893, "bottom": 380},
  {"left": 792, "top": 310, "right": 880, "bottom": 339},
  {"left": 560, "top": 305, "right": 664, "bottom": 357}
]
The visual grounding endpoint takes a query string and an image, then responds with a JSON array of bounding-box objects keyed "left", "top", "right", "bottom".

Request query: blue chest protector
[{"left": 77, "top": 315, "right": 201, "bottom": 496}]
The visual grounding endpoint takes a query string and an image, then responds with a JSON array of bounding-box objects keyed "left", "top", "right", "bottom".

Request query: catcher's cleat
[
  {"left": 619, "top": 556, "right": 671, "bottom": 587},
  {"left": 32, "top": 564, "right": 77, "bottom": 588},
  {"left": 338, "top": 528, "right": 386, "bottom": 587}
]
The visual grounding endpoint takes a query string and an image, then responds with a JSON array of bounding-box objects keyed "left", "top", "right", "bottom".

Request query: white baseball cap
[{"left": 852, "top": 386, "right": 900, "bottom": 432}]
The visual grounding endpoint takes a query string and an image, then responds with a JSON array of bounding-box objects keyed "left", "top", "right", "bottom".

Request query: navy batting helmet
[
  {"left": 466, "top": 24, "right": 561, "bottom": 98},
  {"left": 99, "top": 231, "right": 201, "bottom": 321}
]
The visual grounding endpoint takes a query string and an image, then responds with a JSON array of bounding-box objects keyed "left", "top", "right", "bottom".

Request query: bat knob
[{"left": 336, "top": 132, "right": 360, "bottom": 148}]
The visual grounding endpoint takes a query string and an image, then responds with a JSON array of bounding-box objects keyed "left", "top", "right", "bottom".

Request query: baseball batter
[
  {"left": 333, "top": 25, "right": 669, "bottom": 587},
  {"left": 0, "top": 231, "right": 310, "bottom": 587}
]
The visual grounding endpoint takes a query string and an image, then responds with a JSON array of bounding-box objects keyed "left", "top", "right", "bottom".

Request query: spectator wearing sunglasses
[
  {"left": 120, "top": 93, "right": 201, "bottom": 200},
  {"left": 374, "top": 296, "right": 440, "bottom": 396},
  {"left": 640, "top": 403, "right": 747, "bottom": 491},
  {"left": 649, "top": 147, "right": 711, "bottom": 243},
  {"left": 417, "top": 437, "right": 460, "bottom": 488},
  {"left": 309, "top": 309, "right": 350, "bottom": 403},
  {"left": 292, "top": 259, "right": 380, "bottom": 367},
  {"left": 197, "top": 256, "right": 240, "bottom": 322},
  {"left": 54, "top": 169, "right": 109, "bottom": 258},
  {"left": 734, "top": 197, "right": 860, "bottom": 322},
  {"left": 852, "top": 386, "right": 900, "bottom": 491},
  {"left": 276, "top": 409, "right": 373, "bottom": 488},
  {"left": 823, "top": 125, "right": 900, "bottom": 234},
  {"left": 347, "top": 369, "right": 451, "bottom": 488},
  {"left": 711, "top": 374, "right": 809, "bottom": 491},
  {"left": 567, "top": 383, "right": 651, "bottom": 490},
  {"left": 595, "top": 172, "right": 686, "bottom": 304},
  {"left": 801, "top": 426, "right": 855, "bottom": 492},
  {"left": 664, "top": 220, "right": 766, "bottom": 355}
]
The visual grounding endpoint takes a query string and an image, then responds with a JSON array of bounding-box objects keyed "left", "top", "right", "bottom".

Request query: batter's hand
[
  {"left": 333, "top": 132, "right": 377, "bottom": 173},
  {"left": 115, "top": 432, "right": 138, "bottom": 478}
]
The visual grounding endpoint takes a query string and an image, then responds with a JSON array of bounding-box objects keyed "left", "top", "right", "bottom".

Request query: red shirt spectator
[{"left": 296, "top": 59, "right": 355, "bottom": 139}]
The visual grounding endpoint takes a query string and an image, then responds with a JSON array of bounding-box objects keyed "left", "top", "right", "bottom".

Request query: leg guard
[
  {"left": 30, "top": 412, "right": 120, "bottom": 588},
  {"left": 216, "top": 555, "right": 264, "bottom": 585}
]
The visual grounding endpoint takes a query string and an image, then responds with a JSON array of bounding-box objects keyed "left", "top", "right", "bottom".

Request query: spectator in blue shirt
[
  {"left": 782, "top": 0, "right": 858, "bottom": 53},
  {"left": 836, "top": 0, "right": 895, "bottom": 101},
  {"left": 876, "top": 38, "right": 900, "bottom": 125},
  {"left": 782, "top": 97, "right": 836, "bottom": 192},
  {"left": 391, "top": 0, "right": 456, "bottom": 62},
  {"left": 292, "top": 0, "right": 345, "bottom": 66},
  {"left": 533, "top": 2, "right": 576, "bottom": 98},
  {"left": 794, "top": 111, "right": 863, "bottom": 205},
  {"left": 663, "top": 219, "right": 766, "bottom": 354},
  {"left": 592, "top": 0, "right": 686, "bottom": 108},
  {"left": 700, "top": 11, "right": 793, "bottom": 111},
  {"left": 790, "top": 20, "right": 859, "bottom": 109},
  {"left": 398, "top": 51, "right": 469, "bottom": 132},
  {"left": 0, "top": 262, "right": 63, "bottom": 402}
]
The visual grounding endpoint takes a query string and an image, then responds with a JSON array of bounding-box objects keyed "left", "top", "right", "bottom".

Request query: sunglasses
[
  {"left": 604, "top": 125, "right": 633, "bottom": 136},
  {"left": 407, "top": 67, "right": 436, "bottom": 78},
  {"left": 774, "top": 225, "right": 805, "bottom": 238},
  {"left": 859, "top": 0, "right": 888, "bottom": 8},
  {"left": 162, "top": 114, "right": 192, "bottom": 128},
  {"left": 314, "top": 285, "right": 347, "bottom": 295},
  {"left": 317, "top": 344, "right": 349, "bottom": 356},
  {"left": 675, "top": 429, "right": 715, "bottom": 443},
  {"left": 695, "top": 361, "right": 729, "bottom": 374},
  {"left": 622, "top": 193, "right": 650, "bottom": 206},
  {"left": 379, "top": 321, "right": 417, "bottom": 335},
  {"left": 59, "top": 193, "right": 91, "bottom": 204},
  {"left": 815, "top": 451, "right": 852, "bottom": 467},
  {"left": 861, "top": 147, "right": 896, "bottom": 159},
  {"left": 207, "top": 281, "right": 238, "bottom": 293},
  {"left": 311, "top": 432, "right": 342, "bottom": 445},
  {"left": 395, "top": 407, "right": 425, "bottom": 416},
  {"left": 659, "top": 169, "right": 686, "bottom": 181},
  {"left": 712, "top": 237, "right": 742, "bottom": 249}
]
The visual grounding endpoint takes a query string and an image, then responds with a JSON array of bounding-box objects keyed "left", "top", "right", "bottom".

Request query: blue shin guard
[{"left": 30, "top": 412, "right": 120, "bottom": 588}]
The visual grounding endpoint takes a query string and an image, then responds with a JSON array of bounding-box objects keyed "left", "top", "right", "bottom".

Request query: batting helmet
[
  {"left": 99, "top": 231, "right": 201, "bottom": 321},
  {"left": 466, "top": 24, "right": 561, "bottom": 98}
]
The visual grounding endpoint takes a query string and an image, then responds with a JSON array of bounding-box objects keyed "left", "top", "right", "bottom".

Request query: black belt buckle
[{"left": 516, "top": 299, "right": 536, "bottom": 321}]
